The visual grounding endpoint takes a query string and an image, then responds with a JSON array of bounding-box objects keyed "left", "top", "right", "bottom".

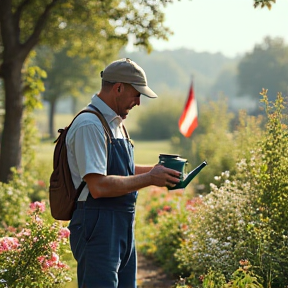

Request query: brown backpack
[{"left": 49, "top": 107, "right": 112, "bottom": 221}]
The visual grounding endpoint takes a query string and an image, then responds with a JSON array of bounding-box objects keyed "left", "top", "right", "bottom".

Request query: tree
[
  {"left": 34, "top": 46, "right": 100, "bottom": 138},
  {"left": 237, "top": 37, "right": 288, "bottom": 106},
  {"left": 254, "top": 0, "right": 276, "bottom": 9},
  {"left": 0, "top": 0, "right": 172, "bottom": 183}
]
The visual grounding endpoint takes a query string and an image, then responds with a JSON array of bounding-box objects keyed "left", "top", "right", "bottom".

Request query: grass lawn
[{"left": 134, "top": 140, "right": 172, "bottom": 165}]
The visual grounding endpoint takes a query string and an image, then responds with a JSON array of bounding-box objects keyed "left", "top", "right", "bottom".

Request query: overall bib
[{"left": 68, "top": 128, "right": 137, "bottom": 288}]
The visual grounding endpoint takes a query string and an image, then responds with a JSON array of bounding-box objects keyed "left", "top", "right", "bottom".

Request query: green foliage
[
  {"left": 135, "top": 187, "right": 189, "bottom": 275},
  {"left": 131, "top": 95, "right": 183, "bottom": 140},
  {"left": 0, "top": 169, "right": 31, "bottom": 228},
  {"left": 35, "top": 46, "right": 99, "bottom": 104},
  {"left": 0, "top": 202, "right": 71, "bottom": 288},
  {"left": 0, "top": 58, "right": 48, "bottom": 227},
  {"left": 171, "top": 98, "right": 263, "bottom": 194},
  {"left": 136, "top": 92, "right": 288, "bottom": 288},
  {"left": 225, "top": 260, "right": 263, "bottom": 288},
  {"left": 242, "top": 90, "right": 288, "bottom": 287},
  {"left": 22, "top": 57, "right": 46, "bottom": 113},
  {"left": 237, "top": 37, "right": 288, "bottom": 103},
  {"left": 22, "top": 59, "right": 48, "bottom": 202},
  {"left": 181, "top": 92, "right": 288, "bottom": 287},
  {"left": 4, "top": 0, "right": 171, "bottom": 57},
  {"left": 202, "top": 268, "right": 226, "bottom": 288},
  {"left": 33, "top": 45, "right": 103, "bottom": 137},
  {"left": 175, "top": 172, "right": 253, "bottom": 279},
  {"left": 153, "top": 205, "right": 188, "bottom": 275}
]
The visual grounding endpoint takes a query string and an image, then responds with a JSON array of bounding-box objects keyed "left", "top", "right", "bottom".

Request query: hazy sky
[{"left": 129, "top": 0, "right": 288, "bottom": 58}]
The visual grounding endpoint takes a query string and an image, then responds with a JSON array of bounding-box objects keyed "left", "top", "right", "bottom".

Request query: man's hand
[{"left": 148, "top": 164, "right": 181, "bottom": 188}]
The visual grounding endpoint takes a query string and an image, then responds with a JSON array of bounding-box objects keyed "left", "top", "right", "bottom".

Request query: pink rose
[
  {"left": 58, "top": 227, "right": 70, "bottom": 239},
  {"left": 29, "top": 201, "right": 46, "bottom": 213}
]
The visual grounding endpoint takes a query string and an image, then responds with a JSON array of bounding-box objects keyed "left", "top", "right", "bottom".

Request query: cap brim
[{"left": 131, "top": 84, "right": 158, "bottom": 98}]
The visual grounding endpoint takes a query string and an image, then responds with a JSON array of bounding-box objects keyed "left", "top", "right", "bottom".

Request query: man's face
[{"left": 116, "top": 84, "right": 141, "bottom": 119}]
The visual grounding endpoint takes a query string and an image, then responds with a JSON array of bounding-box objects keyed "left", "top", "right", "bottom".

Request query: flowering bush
[
  {"left": 136, "top": 186, "right": 186, "bottom": 257},
  {"left": 137, "top": 93, "right": 288, "bottom": 288},
  {"left": 0, "top": 169, "right": 31, "bottom": 229},
  {"left": 174, "top": 93, "right": 288, "bottom": 287},
  {"left": 0, "top": 201, "right": 71, "bottom": 288}
]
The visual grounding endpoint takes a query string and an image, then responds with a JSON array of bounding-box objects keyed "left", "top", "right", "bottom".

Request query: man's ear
[{"left": 113, "top": 83, "right": 122, "bottom": 94}]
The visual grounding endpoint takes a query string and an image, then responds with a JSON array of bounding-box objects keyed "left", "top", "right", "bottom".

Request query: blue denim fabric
[{"left": 69, "top": 137, "right": 137, "bottom": 288}]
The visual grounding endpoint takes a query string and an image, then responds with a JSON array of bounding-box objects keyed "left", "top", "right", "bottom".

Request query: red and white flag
[{"left": 178, "top": 83, "right": 198, "bottom": 137}]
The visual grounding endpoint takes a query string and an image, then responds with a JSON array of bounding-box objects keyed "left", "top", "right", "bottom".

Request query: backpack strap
[
  {"left": 88, "top": 104, "right": 132, "bottom": 142},
  {"left": 64, "top": 106, "right": 113, "bottom": 196}
]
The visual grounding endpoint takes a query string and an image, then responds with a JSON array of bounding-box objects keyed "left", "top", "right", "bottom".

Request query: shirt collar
[{"left": 90, "top": 94, "right": 122, "bottom": 126}]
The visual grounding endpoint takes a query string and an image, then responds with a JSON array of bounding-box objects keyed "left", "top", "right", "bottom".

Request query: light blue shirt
[{"left": 66, "top": 94, "right": 124, "bottom": 200}]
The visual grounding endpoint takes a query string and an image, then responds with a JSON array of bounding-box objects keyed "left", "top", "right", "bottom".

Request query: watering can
[{"left": 158, "top": 154, "right": 207, "bottom": 190}]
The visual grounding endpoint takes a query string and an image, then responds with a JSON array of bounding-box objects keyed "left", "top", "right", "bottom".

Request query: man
[{"left": 67, "top": 58, "right": 181, "bottom": 288}]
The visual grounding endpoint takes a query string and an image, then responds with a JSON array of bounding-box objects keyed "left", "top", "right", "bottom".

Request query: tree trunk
[
  {"left": 0, "top": 61, "right": 23, "bottom": 182},
  {"left": 49, "top": 100, "right": 56, "bottom": 139}
]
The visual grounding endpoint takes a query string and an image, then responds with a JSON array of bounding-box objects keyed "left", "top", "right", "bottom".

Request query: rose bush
[{"left": 0, "top": 201, "right": 71, "bottom": 288}]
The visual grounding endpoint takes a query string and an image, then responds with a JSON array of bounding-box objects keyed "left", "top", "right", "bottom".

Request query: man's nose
[{"left": 135, "top": 97, "right": 140, "bottom": 106}]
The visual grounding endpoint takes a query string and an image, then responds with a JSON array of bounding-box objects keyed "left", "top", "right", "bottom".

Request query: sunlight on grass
[{"left": 134, "top": 140, "right": 172, "bottom": 165}]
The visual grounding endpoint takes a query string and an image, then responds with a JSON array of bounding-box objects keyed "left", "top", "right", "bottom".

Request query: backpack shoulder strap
[
  {"left": 76, "top": 108, "right": 114, "bottom": 143},
  {"left": 57, "top": 105, "right": 113, "bottom": 144}
]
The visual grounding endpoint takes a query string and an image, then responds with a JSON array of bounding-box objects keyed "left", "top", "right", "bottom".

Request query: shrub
[
  {"left": 0, "top": 169, "right": 31, "bottom": 229},
  {"left": 0, "top": 201, "right": 71, "bottom": 288},
  {"left": 137, "top": 92, "right": 288, "bottom": 288},
  {"left": 175, "top": 91, "right": 288, "bottom": 287},
  {"left": 171, "top": 98, "right": 264, "bottom": 194},
  {"left": 131, "top": 95, "right": 182, "bottom": 140}
]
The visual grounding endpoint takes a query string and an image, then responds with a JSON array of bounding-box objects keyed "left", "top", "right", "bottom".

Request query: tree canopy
[
  {"left": 0, "top": 0, "right": 172, "bottom": 182},
  {"left": 237, "top": 37, "right": 288, "bottom": 103}
]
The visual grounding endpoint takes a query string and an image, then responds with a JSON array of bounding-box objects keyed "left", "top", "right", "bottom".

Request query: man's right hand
[{"left": 148, "top": 164, "right": 181, "bottom": 188}]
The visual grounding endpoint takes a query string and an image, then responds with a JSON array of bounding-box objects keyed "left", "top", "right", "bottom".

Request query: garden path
[{"left": 137, "top": 253, "right": 176, "bottom": 288}]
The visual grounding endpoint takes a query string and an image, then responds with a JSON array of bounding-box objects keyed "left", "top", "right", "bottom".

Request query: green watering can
[{"left": 158, "top": 154, "right": 207, "bottom": 190}]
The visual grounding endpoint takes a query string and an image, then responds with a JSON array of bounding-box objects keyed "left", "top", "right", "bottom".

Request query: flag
[{"left": 178, "top": 82, "right": 198, "bottom": 137}]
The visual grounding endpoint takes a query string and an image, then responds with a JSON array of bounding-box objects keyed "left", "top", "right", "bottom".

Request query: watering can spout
[{"left": 182, "top": 160, "right": 208, "bottom": 188}]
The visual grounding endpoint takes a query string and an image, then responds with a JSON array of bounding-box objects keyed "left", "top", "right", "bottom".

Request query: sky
[{"left": 128, "top": 0, "right": 288, "bottom": 58}]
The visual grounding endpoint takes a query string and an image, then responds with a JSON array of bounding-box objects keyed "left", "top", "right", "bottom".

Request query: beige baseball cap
[{"left": 101, "top": 58, "right": 158, "bottom": 98}]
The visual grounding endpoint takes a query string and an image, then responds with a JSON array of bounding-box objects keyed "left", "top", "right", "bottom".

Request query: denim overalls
[{"left": 68, "top": 113, "right": 137, "bottom": 288}]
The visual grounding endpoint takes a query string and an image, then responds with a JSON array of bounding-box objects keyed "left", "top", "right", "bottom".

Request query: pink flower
[
  {"left": 181, "top": 224, "right": 188, "bottom": 231},
  {"left": 57, "top": 261, "right": 68, "bottom": 269},
  {"left": 37, "top": 255, "right": 45, "bottom": 264},
  {"left": 29, "top": 201, "right": 46, "bottom": 213},
  {"left": 49, "top": 241, "right": 59, "bottom": 251},
  {"left": 50, "top": 251, "right": 59, "bottom": 263},
  {"left": 58, "top": 227, "right": 70, "bottom": 239},
  {"left": 0, "top": 237, "right": 19, "bottom": 253},
  {"left": 186, "top": 197, "right": 203, "bottom": 212},
  {"left": 17, "top": 228, "right": 31, "bottom": 238},
  {"left": 34, "top": 216, "right": 43, "bottom": 224},
  {"left": 162, "top": 205, "right": 172, "bottom": 212},
  {"left": 37, "top": 180, "right": 46, "bottom": 188},
  {"left": 38, "top": 252, "right": 61, "bottom": 270}
]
